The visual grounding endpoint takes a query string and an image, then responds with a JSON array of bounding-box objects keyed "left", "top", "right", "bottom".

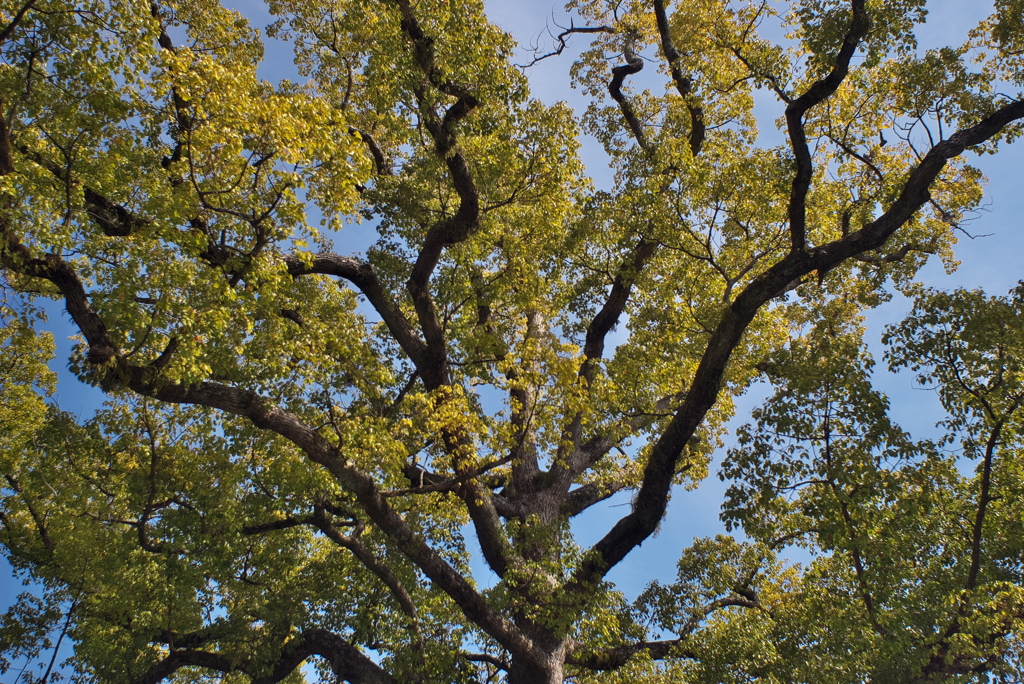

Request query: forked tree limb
[
  {"left": 568, "top": 94, "right": 1024, "bottom": 594},
  {"left": 0, "top": 0, "right": 37, "bottom": 46}
]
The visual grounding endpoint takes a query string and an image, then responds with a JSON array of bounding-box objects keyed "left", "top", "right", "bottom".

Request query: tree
[{"left": 1, "top": 0, "right": 1024, "bottom": 681}]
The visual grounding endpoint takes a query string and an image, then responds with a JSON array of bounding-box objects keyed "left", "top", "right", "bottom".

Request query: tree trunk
[{"left": 507, "top": 654, "right": 565, "bottom": 684}]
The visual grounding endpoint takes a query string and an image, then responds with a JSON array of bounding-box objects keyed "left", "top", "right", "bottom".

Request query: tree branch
[
  {"left": 652, "top": 0, "right": 705, "bottom": 155},
  {"left": 284, "top": 253, "right": 428, "bottom": 369},
  {"left": 0, "top": 0, "right": 37, "bottom": 47},
  {"left": 3, "top": 474, "right": 55, "bottom": 557},
  {"left": 557, "top": 238, "right": 657, "bottom": 478},
  {"left": 506, "top": 309, "right": 544, "bottom": 510},
  {"left": 132, "top": 629, "right": 396, "bottom": 684},
  {"left": 609, "top": 32, "right": 648, "bottom": 149},
  {"left": 129, "top": 379, "right": 530, "bottom": 657},
  {"left": 569, "top": 639, "right": 696, "bottom": 671},
  {"left": 375, "top": 3, "right": 518, "bottom": 581},
  {"left": 393, "top": 0, "right": 481, "bottom": 375},
  {"left": 785, "top": 0, "right": 870, "bottom": 251},
  {"left": 566, "top": 94, "right": 1024, "bottom": 594},
  {"left": 570, "top": 595, "right": 757, "bottom": 672},
  {"left": 965, "top": 403, "right": 1020, "bottom": 592},
  {"left": 560, "top": 482, "right": 623, "bottom": 518},
  {"left": 519, "top": 22, "right": 615, "bottom": 68},
  {"left": 18, "top": 143, "right": 150, "bottom": 236},
  {"left": 350, "top": 127, "right": 393, "bottom": 176},
  {"left": 309, "top": 508, "right": 426, "bottom": 660},
  {"left": 388, "top": 455, "right": 511, "bottom": 498},
  {"left": 0, "top": 235, "right": 535, "bottom": 662}
]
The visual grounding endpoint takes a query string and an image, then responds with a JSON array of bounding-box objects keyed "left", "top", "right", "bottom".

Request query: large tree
[{"left": 2, "top": 0, "right": 1024, "bottom": 681}]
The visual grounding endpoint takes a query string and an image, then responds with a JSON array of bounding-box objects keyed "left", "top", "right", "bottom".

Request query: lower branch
[
  {"left": 133, "top": 628, "right": 396, "bottom": 684},
  {"left": 570, "top": 591, "right": 757, "bottom": 673},
  {"left": 569, "top": 639, "right": 696, "bottom": 672}
]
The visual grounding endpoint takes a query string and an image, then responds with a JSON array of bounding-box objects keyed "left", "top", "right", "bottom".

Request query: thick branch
[
  {"left": 241, "top": 508, "right": 425, "bottom": 655},
  {"left": 582, "top": 239, "right": 657, "bottom": 365},
  {"left": 132, "top": 629, "right": 395, "bottom": 684},
  {"left": 379, "top": 8, "right": 480, "bottom": 364},
  {"left": 15, "top": 143, "right": 150, "bottom": 236},
  {"left": 402, "top": 462, "right": 519, "bottom": 517},
  {"left": 350, "top": 127, "right": 393, "bottom": 176},
  {"left": 652, "top": 0, "right": 705, "bottom": 155},
  {"left": 0, "top": 0, "right": 36, "bottom": 46},
  {"left": 129, "top": 378, "right": 529, "bottom": 657},
  {"left": 0, "top": 232, "right": 119, "bottom": 366},
  {"left": 506, "top": 310, "right": 544, "bottom": 509},
  {"left": 560, "top": 482, "right": 622, "bottom": 518},
  {"left": 381, "top": 2, "right": 516, "bottom": 579},
  {"left": 392, "top": 457, "right": 509, "bottom": 498},
  {"left": 4, "top": 474, "right": 55, "bottom": 556},
  {"left": 0, "top": 242, "right": 534, "bottom": 662},
  {"left": 568, "top": 95, "right": 1024, "bottom": 593},
  {"left": 555, "top": 238, "right": 656, "bottom": 487},
  {"left": 240, "top": 515, "right": 315, "bottom": 535},
  {"left": 567, "top": 391, "right": 683, "bottom": 482},
  {"left": 569, "top": 639, "right": 696, "bottom": 672},
  {"left": 284, "top": 253, "right": 428, "bottom": 369},
  {"left": 785, "top": 0, "right": 870, "bottom": 251},
  {"left": 609, "top": 38, "right": 648, "bottom": 149},
  {"left": 132, "top": 649, "right": 238, "bottom": 684},
  {"left": 965, "top": 408, "right": 1018, "bottom": 592},
  {"left": 388, "top": 0, "right": 482, "bottom": 390}
]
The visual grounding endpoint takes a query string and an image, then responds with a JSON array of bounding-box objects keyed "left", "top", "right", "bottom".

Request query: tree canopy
[{"left": 2, "top": 0, "right": 1024, "bottom": 682}]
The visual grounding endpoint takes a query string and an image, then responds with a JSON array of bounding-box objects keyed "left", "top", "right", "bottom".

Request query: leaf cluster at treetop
[{"left": 2, "top": 0, "right": 1024, "bottom": 682}]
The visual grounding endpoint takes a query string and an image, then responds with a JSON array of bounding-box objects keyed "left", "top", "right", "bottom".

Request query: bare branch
[{"left": 519, "top": 21, "right": 615, "bottom": 68}]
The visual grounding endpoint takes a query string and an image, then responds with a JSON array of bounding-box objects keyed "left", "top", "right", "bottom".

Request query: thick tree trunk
[
  {"left": 506, "top": 628, "right": 568, "bottom": 684},
  {"left": 507, "top": 654, "right": 565, "bottom": 684}
]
